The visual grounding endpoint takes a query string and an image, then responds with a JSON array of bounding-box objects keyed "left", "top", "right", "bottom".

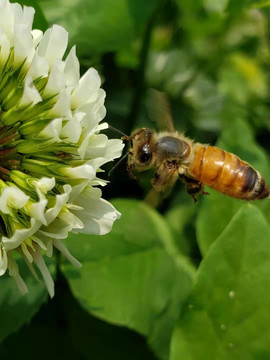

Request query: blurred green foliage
[{"left": 3, "top": 0, "right": 270, "bottom": 359}]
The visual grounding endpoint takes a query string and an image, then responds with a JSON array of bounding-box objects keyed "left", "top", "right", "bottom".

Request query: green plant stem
[
  {"left": 55, "top": 247, "right": 61, "bottom": 278},
  {"left": 128, "top": 1, "right": 163, "bottom": 130}
]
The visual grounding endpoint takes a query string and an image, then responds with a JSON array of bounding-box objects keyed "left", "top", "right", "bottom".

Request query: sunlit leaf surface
[
  {"left": 171, "top": 205, "right": 270, "bottom": 360},
  {"left": 62, "top": 199, "right": 194, "bottom": 359}
]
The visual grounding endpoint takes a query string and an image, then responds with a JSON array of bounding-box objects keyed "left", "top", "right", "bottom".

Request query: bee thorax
[{"left": 156, "top": 136, "right": 190, "bottom": 162}]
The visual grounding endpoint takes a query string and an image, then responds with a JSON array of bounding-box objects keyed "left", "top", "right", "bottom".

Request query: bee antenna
[
  {"left": 108, "top": 152, "right": 129, "bottom": 177},
  {"left": 108, "top": 125, "right": 129, "bottom": 139}
]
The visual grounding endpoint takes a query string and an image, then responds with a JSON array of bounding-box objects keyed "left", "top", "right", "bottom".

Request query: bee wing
[{"left": 146, "top": 88, "right": 175, "bottom": 132}]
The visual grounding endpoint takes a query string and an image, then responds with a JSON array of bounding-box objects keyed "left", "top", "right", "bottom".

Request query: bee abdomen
[{"left": 190, "top": 145, "right": 269, "bottom": 200}]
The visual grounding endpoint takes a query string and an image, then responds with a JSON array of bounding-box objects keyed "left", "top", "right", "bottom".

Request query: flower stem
[{"left": 128, "top": 0, "right": 163, "bottom": 130}]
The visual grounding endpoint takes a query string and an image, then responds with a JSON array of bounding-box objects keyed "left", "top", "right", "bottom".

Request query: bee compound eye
[
  {"left": 140, "top": 153, "right": 151, "bottom": 162},
  {"left": 139, "top": 144, "right": 152, "bottom": 163}
]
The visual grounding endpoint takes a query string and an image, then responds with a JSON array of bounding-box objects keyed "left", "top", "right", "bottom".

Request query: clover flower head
[{"left": 0, "top": 0, "right": 124, "bottom": 297}]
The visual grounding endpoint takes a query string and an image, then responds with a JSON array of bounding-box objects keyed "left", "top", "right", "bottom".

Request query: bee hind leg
[{"left": 179, "top": 175, "right": 209, "bottom": 202}]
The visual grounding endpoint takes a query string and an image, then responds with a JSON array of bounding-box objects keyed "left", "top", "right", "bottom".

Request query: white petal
[
  {"left": 33, "top": 236, "right": 47, "bottom": 251},
  {"left": 27, "top": 53, "right": 49, "bottom": 79},
  {"left": 32, "top": 246, "right": 54, "bottom": 298},
  {"left": 27, "top": 177, "right": 55, "bottom": 224},
  {"left": 14, "top": 273, "right": 28, "bottom": 295},
  {"left": 13, "top": 2, "right": 34, "bottom": 29},
  {"left": 7, "top": 253, "right": 29, "bottom": 293},
  {"left": 58, "top": 209, "right": 84, "bottom": 229},
  {"left": 11, "top": 2, "right": 23, "bottom": 22},
  {"left": 77, "top": 113, "right": 108, "bottom": 160},
  {"left": 3, "top": 218, "right": 41, "bottom": 250},
  {"left": 72, "top": 187, "right": 121, "bottom": 235},
  {"left": 44, "top": 184, "right": 71, "bottom": 224},
  {"left": 64, "top": 164, "right": 96, "bottom": 179},
  {"left": 96, "top": 122, "right": 109, "bottom": 131},
  {"left": 53, "top": 239, "right": 81, "bottom": 268},
  {"left": 71, "top": 68, "right": 101, "bottom": 108},
  {"left": 64, "top": 45, "right": 80, "bottom": 87},
  {"left": 105, "top": 139, "right": 125, "bottom": 160},
  {"left": 86, "top": 138, "right": 124, "bottom": 170},
  {"left": 61, "top": 111, "right": 84, "bottom": 143},
  {"left": 80, "top": 89, "right": 106, "bottom": 128},
  {"left": 68, "top": 180, "right": 89, "bottom": 202},
  {"left": 49, "top": 89, "right": 72, "bottom": 118},
  {"left": 39, "top": 118, "right": 62, "bottom": 140},
  {"left": 43, "top": 59, "right": 66, "bottom": 96},
  {"left": 0, "top": 186, "right": 29, "bottom": 214},
  {"left": 39, "top": 219, "right": 72, "bottom": 239},
  {"left": 34, "top": 177, "right": 55, "bottom": 194},
  {"left": 7, "top": 251, "right": 19, "bottom": 276},
  {"left": 14, "top": 24, "right": 35, "bottom": 67},
  {"left": 21, "top": 242, "right": 34, "bottom": 263},
  {"left": 21, "top": 6, "right": 35, "bottom": 30},
  {"left": 78, "top": 130, "right": 95, "bottom": 159},
  {"left": 46, "top": 239, "right": 53, "bottom": 257},
  {"left": 0, "top": 0, "right": 15, "bottom": 42},
  {"left": 28, "top": 199, "right": 47, "bottom": 225},
  {"left": 90, "top": 178, "right": 109, "bottom": 187},
  {"left": 88, "top": 133, "right": 107, "bottom": 149},
  {"left": 77, "top": 121, "right": 105, "bottom": 159},
  {"left": 0, "top": 245, "right": 7, "bottom": 276},
  {"left": 7, "top": 250, "right": 29, "bottom": 295},
  {"left": 31, "top": 29, "right": 43, "bottom": 47},
  {"left": 37, "top": 25, "right": 68, "bottom": 67},
  {"left": 0, "top": 30, "right": 10, "bottom": 67},
  {"left": 20, "top": 76, "right": 42, "bottom": 106}
]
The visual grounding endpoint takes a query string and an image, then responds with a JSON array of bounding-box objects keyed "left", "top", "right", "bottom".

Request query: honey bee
[{"left": 121, "top": 91, "right": 269, "bottom": 202}]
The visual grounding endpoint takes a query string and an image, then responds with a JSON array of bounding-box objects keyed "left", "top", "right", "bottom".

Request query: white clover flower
[{"left": 0, "top": 0, "right": 124, "bottom": 297}]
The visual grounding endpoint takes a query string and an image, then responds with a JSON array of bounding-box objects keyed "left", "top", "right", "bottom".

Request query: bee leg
[
  {"left": 202, "top": 191, "right": 210, "bottom": 196},
  {"left": 127, "top": 164, "right": 136, "bottom": 179},
  {"left": 179, "top": 174, "right": 205, "bottom": 202},
  {"left": 188, "top": 186, "right": 202, "bottom": 203},
  {"left": 151, "top": 161, "right": 179, "bottom": 192}
]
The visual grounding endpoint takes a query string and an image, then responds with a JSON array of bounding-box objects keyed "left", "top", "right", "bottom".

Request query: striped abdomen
[{"left": 190, "top": 145, "right": 269, "bottom": 200}]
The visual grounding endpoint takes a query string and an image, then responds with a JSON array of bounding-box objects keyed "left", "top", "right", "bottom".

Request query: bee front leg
[
  {"left": 179, "top": 174, "right": 209, "bottom": 202},
  {"left": 127, "top": 164, "right": 136, "bottom": 179}
]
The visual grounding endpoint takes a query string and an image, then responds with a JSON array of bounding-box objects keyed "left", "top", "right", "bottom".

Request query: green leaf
[
  {"left": 40, "top": 0, "right": 134, "bottom": 55},
  {"left": 61, "top": 198, "right": 195, "bottom": 360},
  {"left": 0, "top": 259, "right": 51, "bottom": 342},
  {"left": 127, "top": 0, "right": 159, "bottom": 31},
  {"left": 196, "top": 113, "right": 270, "bottom": 256},
  {"left": 250, "top": 0, "right": 270, "bottom": 8},
  {"left": 219, "top": 53, "right": 267, "bottom": 103},
  {"left": 11, "top": 0, "right": 49, "bottom": 31},
  {"left": 226, "top": 0, "right": 254, "bottom": 12},
  {"left": 165, "top": 190, "right": 199, "bottom": 260},
  {"left": 203, "top": 0, "right": 229, "bottom": 13},
  {"left": 171, "top": 204, "right": 270, "bottom": 360},
  {"left": 1, "top": 273, "right": 156, "bottom": 360},
  {"left": 40, "top": 0, "right": 159, "bottom": 56}
]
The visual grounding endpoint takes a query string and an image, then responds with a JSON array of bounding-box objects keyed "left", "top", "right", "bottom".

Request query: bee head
[
  {"left": 122, "top": 128, "right": 155, "bottom": 172},
  {"left": 107, "top": 126, "right": 154, "bottom": 177}
]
